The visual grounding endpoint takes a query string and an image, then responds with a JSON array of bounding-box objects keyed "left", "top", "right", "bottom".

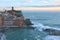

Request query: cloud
[
  {"left": 52, "top": 0, "right": 60, "bottom": 5},
  {"left": 0, "top": 0, "right": 60, "bottom": 7}
]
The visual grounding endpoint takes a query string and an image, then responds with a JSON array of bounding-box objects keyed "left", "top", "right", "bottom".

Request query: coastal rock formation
[{"left": 43, "top": 28, "right": 60, "bottom": 36}]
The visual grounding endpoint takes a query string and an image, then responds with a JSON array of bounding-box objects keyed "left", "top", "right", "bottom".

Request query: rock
[
  {"left": 24, "top": 18, "right": 33, "bottom": 26},
  {"left": 43, "top": 28, "right": 60, "bottom": 36}
]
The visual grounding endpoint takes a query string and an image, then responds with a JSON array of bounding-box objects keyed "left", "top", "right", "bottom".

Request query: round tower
[{"left": 12, "top": 7, "right": 14, "bottom": 10}]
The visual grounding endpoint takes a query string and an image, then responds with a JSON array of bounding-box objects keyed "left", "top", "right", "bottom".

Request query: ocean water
[
  {"left": 0, "top": 10, "right": 60, "bottom": 40},
  {"left": 23, "top": 10, "right": 60, "bottom": 27}
]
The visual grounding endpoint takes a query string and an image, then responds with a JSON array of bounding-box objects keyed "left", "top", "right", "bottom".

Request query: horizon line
[{"left": 0, "top": 7, "right": 60, "bottom": 11}]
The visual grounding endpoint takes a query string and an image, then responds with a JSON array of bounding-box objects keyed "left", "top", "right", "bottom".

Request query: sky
[{"left": 0, "top": 0, "right": 60, "bottom": 7}]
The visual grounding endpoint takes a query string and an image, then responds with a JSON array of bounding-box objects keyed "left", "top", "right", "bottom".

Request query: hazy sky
[{"left": 0, "top": 0, "right": 60, "bottom": 7}]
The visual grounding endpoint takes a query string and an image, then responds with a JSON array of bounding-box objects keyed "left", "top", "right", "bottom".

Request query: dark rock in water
[
  {"left": 43, "top": 28, "right": 60, "bottom": 36},
  {"left": 25, "top": 19, "right": 33, "bottom": 26}
]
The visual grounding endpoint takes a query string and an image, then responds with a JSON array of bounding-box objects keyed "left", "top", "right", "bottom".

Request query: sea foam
[
  {"left": 32, "top": 21, "right": 60, "bottom": 40},
  {"left": 32, "top": 21, "right": 60, "bottom": 31},
  {"left": 43, "top": 35, "right": 60, "bottom": 40}
]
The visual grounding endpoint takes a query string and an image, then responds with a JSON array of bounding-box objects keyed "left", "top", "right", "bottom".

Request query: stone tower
[{"left": 12, "top": 7, "right": 14, "bottom": 10}]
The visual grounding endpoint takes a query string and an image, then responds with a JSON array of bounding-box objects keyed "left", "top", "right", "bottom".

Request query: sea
[{"left": 0, "top": 10, "right": 60, "bottom": 40}]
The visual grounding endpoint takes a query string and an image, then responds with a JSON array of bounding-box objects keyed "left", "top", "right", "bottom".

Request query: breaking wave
[
  {"left": 32, "top": 21, "right": 60, "bottom": 31},
  {"left": 0, "top": 33, "right": 7, "bottom": 40},
  {"left": 32, "top": 21, "right": 60, "bottom": 40}
]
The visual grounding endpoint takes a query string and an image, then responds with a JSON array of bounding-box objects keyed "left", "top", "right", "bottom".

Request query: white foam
[
  {"left": 32, "top": 21, "right": 60, "bottom": 31},
  {"left": 43, "top": 35, "right": 60, "bottom": 40},
  {"left": 1, "top": 34, "right": 7, "bottom": 40},
  {"left": 32, "top": 21, "right": 60, "bottom": 40}
]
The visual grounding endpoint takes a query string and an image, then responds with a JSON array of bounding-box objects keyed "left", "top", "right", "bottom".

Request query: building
[{"left": 0, "top": 7, "right": 33, "bottom": 27}]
